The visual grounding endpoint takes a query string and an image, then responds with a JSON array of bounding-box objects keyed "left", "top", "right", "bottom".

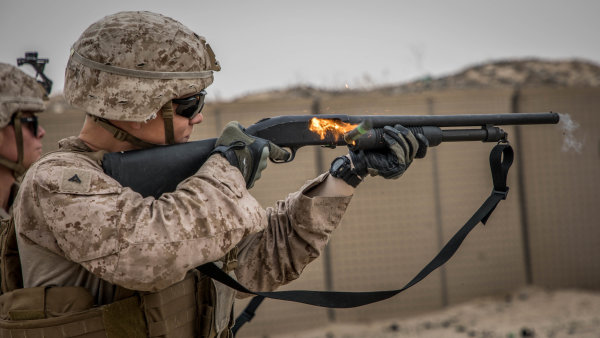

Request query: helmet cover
[
  {"left": 64, "top": 11, "right": 220, "bottom": 122},
  {"left": 0, "top": 63, "right": 46, "bottom": 128}
]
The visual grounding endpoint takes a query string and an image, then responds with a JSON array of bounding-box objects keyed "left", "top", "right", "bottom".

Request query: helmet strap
[
  {"left": 0, "top": 156, "right": 25, "bottom": 178},
  {"left": 160, "top": 102, "right": 176, "bottom": 145},
  {"left": 0, "top": 112, "right": 26, "bottom": 178},
  {"left": 91, "top": 115, "right": 159, "bottom": 149}
]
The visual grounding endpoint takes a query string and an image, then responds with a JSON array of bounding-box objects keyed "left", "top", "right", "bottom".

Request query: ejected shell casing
[{"left": 344, "top": 119, "right": 373, "bottom": 144}]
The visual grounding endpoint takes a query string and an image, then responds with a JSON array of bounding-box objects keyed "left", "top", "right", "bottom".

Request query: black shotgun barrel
[
  {"left": 344, "top": 112, "right": 559, "bottom": 127},
  {"left": 352, "top": 113, "right": 557, "bottom": 147}
]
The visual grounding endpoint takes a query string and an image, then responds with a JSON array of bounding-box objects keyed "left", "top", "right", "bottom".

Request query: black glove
[
  {"left": 212, "top": 121, "right": 290, "bottom": 188},
  {"left": 349, "top": 125, "right": 427, "bottom": 179}
]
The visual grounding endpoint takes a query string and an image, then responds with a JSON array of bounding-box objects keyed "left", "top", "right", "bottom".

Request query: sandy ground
[{"left": 274, "top": 287, "right": 600, "bottom": 338}]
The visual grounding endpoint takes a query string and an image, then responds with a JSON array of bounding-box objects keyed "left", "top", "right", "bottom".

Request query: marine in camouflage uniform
[
  {"left": 8, "top": 11, "right": 421, "bottom": 338},
  {"left": 0, "top": 63, "right": 46, "bottom": 218}
]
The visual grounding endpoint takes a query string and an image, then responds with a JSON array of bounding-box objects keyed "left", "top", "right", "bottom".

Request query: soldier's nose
[{"left": 190, "top": 113, "right": 203, "bottom": 125}]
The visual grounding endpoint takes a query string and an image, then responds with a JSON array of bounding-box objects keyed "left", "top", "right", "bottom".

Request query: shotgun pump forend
[{"left": 102, "top": 112, "right": 559, "bottom": 198}]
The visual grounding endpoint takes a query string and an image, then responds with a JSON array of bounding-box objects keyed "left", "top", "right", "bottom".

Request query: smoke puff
[{"left": 558, "top": 113, "right": 583, "bottom": 153}]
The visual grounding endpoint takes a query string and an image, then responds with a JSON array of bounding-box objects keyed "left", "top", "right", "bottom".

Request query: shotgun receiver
[{"left": 102, "top": 112, "right": 559, "bottom": 198}]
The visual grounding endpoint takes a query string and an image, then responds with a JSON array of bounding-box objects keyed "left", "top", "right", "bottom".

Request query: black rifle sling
[{"left": 196, "top": 143, "right": 514, "bottom": 335}]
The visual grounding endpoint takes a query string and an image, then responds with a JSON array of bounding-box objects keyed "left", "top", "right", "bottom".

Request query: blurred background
[
  {"left": 2, "top": 0, "right": 600, "bottom": 337},
  {"left": 2, "top": 0, "right": 600, "bottom": 100}
]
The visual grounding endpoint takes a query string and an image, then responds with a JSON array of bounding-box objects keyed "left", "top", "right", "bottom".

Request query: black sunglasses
[
  {"left": 172, "top": 90, "right": 207, "bottom": 119},
  {"left": 9, "top": 115, "right": 39, "bottom": 137}
]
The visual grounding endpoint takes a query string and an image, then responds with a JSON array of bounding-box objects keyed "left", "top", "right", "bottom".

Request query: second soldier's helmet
[
  {"left": 0, "top": 63, "right": 45, "bottom": 128},
  {"left": 64, "top": 11, "right": 220, "bottom": 123},
  {"left": 0, "top": 63, "right": 46, "bottom": 177}
]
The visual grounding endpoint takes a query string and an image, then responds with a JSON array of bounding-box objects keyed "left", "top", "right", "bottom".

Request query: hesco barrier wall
[{"left": 38, "top": 87, "right": 600, "bottom": 337}]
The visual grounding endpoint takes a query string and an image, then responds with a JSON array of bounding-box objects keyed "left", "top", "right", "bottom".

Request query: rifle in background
[{"left": 17, "top": 51, "right": 52, "bottom": 95}]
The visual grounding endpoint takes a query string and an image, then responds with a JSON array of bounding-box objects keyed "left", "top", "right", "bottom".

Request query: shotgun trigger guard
[{"left": 270, "top": 147, "right": 296, "bottom": 163}]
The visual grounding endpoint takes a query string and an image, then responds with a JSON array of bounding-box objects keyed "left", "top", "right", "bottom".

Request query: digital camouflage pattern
[
  {"left": 64, "top": 11, "right": 220, "bottom": 122},
  {"left": 0, "top": 63, "right": 45, "bottom": 128},
  {"left": 13, "top": 137, "right": 352, "bottom": 303}
]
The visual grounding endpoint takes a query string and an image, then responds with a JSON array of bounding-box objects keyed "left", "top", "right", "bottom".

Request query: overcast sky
[{"left": 1, "top": 0, "right": 599, "bottom": 100}]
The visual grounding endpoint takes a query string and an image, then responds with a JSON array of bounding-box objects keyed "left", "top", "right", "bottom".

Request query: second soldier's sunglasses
[
  {"left": 9, "top": 115, "right": 39, "bottom": 137},
  {"left": 172, "top": 90, "right": 207, "bottom": 120}
]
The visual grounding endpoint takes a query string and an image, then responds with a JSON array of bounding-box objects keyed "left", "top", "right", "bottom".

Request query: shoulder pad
[{"left": 33, "top": 153, "right": 121, "bottom": 195}]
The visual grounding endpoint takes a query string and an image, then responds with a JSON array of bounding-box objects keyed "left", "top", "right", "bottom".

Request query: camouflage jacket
[{"left": 12, "top": 137, "right": 352, "bottom": 305}]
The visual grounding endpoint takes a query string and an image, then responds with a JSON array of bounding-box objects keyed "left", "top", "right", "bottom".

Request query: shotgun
[{"left": 102, "top": 112, "right": 559, "bottom": 198}]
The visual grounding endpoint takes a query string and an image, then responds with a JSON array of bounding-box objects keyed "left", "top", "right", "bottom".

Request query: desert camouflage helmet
[
  {"left": 0, "top": 63, "right": 46, "bottom": 129},
  {"left": 64, "top": 11, "right": 220, "bottom": 123},
  {"left": 0, "top": 62, "right": 46, "bottom": 177}
]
